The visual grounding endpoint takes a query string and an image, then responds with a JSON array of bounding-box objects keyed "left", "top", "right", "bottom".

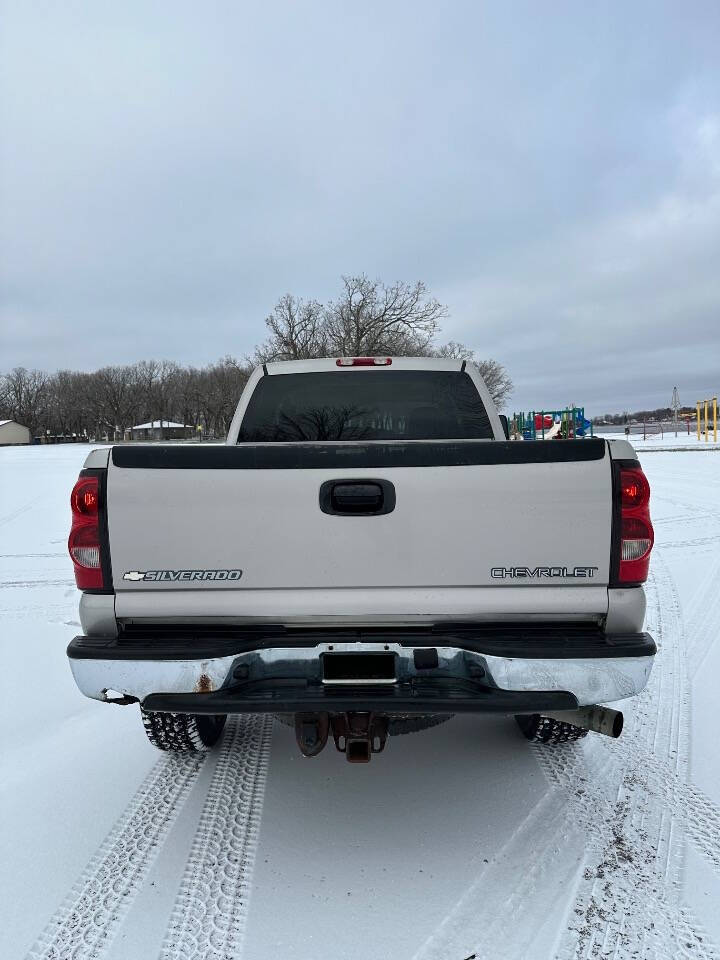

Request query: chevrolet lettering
[{"left": 490, "top": 566, "right": 599, "bottom": 579}]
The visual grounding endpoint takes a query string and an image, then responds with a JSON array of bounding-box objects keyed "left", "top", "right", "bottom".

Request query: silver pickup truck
[{"left": 67, "top": 357, "right": 655, "bottom": 762}]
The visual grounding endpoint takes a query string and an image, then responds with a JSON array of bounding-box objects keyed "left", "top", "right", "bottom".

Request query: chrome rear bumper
[{"left": 68, "top": 633, "right": 655, "bottom": 711}]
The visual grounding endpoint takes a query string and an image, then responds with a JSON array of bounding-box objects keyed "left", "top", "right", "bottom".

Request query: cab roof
[{"left": 264, "top": 357, "right": 466, "bottom": 375}]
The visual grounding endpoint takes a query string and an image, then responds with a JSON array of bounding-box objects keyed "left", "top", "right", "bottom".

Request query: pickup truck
[{"left": 66, "top": 357, "right": 656, "bottom": 762}]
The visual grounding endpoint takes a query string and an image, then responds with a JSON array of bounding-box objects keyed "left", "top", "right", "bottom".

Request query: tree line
[
  {"left": 0, "top": 275, "right": 512, "bottom": 440},
  {"left": 594, "top": 405, "right": 697, "bottom": 425}
]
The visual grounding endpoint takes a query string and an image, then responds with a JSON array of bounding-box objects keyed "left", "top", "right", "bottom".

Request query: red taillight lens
[
  {"left": 620, "top": 469, "right": 649, "bottom": 509},
  {"left": 69, "top": 475, "right": 106, "bottom": 590},
  {"left": 615, "top": 465, "right": 654, "bottom": 584},
  {"left": 336, "top": 357, "right": 392, "bottom": 366},
  {"left": 71, "top": 480, "right": 99, "bottom": 515}
]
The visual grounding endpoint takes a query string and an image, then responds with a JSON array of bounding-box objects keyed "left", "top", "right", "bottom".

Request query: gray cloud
[{"left": 1, "top": 0, "right": 719, "bottom": 414}]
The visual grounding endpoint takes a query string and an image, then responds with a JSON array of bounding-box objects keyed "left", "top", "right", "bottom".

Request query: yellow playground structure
[{"left": 697, "top": 396, "right": 718, "bottom": 442}]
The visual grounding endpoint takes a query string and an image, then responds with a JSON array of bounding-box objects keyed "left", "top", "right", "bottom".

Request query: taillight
[
  {"left": 68, "top": 473, "right": 108, "bottom": 590},
  {"left": 613, "top": 463, "right": 654, "bottom": 585},
  {"left": 336, "top": 357, "right": 392, "bottom": 366},
  {"left": 619, "top": 468, "right": 650, "bottom": 509},
  {"left": 71, "top": 479, "right": 100, "bottom": 515}
]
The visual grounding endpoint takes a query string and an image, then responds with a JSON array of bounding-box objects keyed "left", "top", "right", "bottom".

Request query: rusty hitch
[
  {"left": 293, "top": 711, "right": 389, "bottom": 761},
  {"left": 294, "top": 712, "right": 330, "bottom": 757},
  {"left": 331, "top": 712, "right": 389, "bottom": 763}
]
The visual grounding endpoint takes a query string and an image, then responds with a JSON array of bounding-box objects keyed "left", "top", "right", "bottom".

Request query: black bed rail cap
[{"left": 111, "top": 438, "right": 607, "bottom": 470}]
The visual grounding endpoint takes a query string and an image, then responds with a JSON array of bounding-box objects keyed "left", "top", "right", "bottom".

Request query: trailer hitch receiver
[{"left": 330, "top": 712, "right": 389, "bottom": 763}]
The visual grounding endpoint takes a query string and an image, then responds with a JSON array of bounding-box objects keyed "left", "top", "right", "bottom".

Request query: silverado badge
[{"left": 122, "top": 569, "right": 243, "bottom": 582}]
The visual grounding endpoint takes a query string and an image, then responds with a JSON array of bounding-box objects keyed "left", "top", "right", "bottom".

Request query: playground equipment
[
  {"left": 511, "top": 407, "right": 594, "bottom": 441},
  {"left": 696, "top": 397, "right": 718, "bottom": 442}
]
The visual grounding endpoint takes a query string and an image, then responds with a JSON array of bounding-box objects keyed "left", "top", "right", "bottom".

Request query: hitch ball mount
[{"left": 294, "top": 711, "right": 389, "bottom": 763}]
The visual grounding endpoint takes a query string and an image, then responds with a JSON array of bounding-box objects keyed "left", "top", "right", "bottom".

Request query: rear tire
[
  {"left": 515, "top": 713, "right": 588, "bottom": 744},
  {"left": 141, "top": 708, "right": 226, "bottom": 752}
]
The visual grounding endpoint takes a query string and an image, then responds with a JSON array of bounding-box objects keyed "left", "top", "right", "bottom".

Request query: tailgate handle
[{"left": 319, "top": 479, "right": 396, "bottom": 517}]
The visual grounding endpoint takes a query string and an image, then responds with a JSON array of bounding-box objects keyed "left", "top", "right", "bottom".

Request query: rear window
[{"left": 237, "top": 370, "right": 493, "bottom": 442}]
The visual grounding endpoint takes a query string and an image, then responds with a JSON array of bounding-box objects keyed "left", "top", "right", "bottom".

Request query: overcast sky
[{"left": 1, "top": 1, "right": 719, "bottom": 414}]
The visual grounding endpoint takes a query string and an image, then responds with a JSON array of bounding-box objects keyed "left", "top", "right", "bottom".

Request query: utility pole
[{"left": 671, "top": 386, "right": 680, "bottom": 438}]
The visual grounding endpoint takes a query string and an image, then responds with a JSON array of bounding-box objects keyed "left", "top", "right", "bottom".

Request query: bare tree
[
  {"left": 474, "top": 359, "right": 513, "bottom": 409},
  {"left": 254, "top": 275, "right": 449, "bottom": 363},
  {"left": 431, "top": 340, "right": 475, "bottom": 361},
  {"left": 1, "top": 367, "right": 49, "bottom": 436},
  {"left": 46, "top": 370, "right": 92, "bottom": 437},
  {"left": 86, "top": 365, "right": 143, "bottom": 440},
  {"left": 196, "top": 357, "right": 252, "bottom": 437},
  {"left": 132, "top": 360, "right": 180, "bottom": 438},
  {"left": 325, "top": 275, "right": 446, "bottom": 356},
  {"left": 254, "top": 295, "right": 327, "bottom": 362},
  {"left": 170, "top": 365, "right": 203, "bottom": 437}
]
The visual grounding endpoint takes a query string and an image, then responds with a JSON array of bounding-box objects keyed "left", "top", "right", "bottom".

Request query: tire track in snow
[
  {"left": 415, "top": 731, "right": 720, "bottom": 960},
  {"left": 548, "top": 552, "right": 713, "bottom": 960},
  {"left": 651, "top": 493, "right": 720, "bottom": 522},
  {"left": 684, "top": 547, "right": 720, "bottom": 678},
  {"left": 0, "top": 497, "right": 39, "bottom": 528},
  {"left": 674, "top": 485, "right": 720, "bottom": 675},
  {"left": 0, "top": 579, "right": 75, "bottom": 589},
  {"left": 653, "top": 510, "right": 720, "bottom": 529},
  {"left": 661, "top": 533, "right": 720, "bottom": 550},
  {"left": 25, "top": 752, "right": 205, "bottom": 960},
  {"left": 542, "top": 747, "right": 716, "bottom": 960},
  {"left": 411, "top": 704, "right": 621, "bottom": 958},
  {"left": 411, "top": 789, "right": 584, "bottom": 960},
  {"left": 158, "top": 715, "right": 273, "bottom": 960},
  {"left": 686, "top": 548, "right": 720, "bottom": 619},
  {"left": 0, "top": 552, "right": 66, "bottom": 559},
  {"left": 598, "top": 739, "right": 720, "bottom": 877}
]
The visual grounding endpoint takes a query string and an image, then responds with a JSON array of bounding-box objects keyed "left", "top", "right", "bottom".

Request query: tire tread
[
  {"left": 515, "top": 713, "right": 589, "bottom": 744},
  {"left": 141, "top": 709, "right": 225, "bottom": 752}
]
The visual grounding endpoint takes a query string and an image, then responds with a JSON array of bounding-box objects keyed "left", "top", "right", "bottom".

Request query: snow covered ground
[
  {"left": 1, "top": 442, "right": 719, "bottom": 960},
  {"left": 596, "top": 431, "right": 720, "bottom": 453}
]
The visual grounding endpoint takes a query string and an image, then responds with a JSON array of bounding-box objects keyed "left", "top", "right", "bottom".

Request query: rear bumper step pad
[{"left": 141, "top": 680, "right": 579, "bottom": 716}]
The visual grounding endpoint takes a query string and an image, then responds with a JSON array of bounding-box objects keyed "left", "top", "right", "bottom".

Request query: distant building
[
  {"left": 0, "top": 420, "right": 31, "bottom": 445},
  {"left": 127, "top": 420, "right": 191, "bottom": 441}
]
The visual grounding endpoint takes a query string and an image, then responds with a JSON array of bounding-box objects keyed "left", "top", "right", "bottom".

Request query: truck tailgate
[{"left": 107, "top": 439, "right": 612, "bottom": 623}]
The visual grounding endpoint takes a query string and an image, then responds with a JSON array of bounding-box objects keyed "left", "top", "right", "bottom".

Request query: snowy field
[
  {"left": 1, "top": 442, "right": 720, "bottom": 960},
  {"left": 596, "top": 431, "right": 720, "bottom": 453}
]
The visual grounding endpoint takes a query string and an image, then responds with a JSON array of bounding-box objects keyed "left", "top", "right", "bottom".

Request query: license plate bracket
[{"left": 322, "top": 652, "right": 397, "bottom": 685}]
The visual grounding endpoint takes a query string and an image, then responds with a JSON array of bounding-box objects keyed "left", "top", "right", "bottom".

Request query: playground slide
[{"left": 541, "top": 421, "right": 562, "bottom": 440}]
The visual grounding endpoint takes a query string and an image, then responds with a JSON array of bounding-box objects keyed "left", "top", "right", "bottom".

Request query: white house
[{"left": 0, "top": 420, "right": 31, "bottom": 445}]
